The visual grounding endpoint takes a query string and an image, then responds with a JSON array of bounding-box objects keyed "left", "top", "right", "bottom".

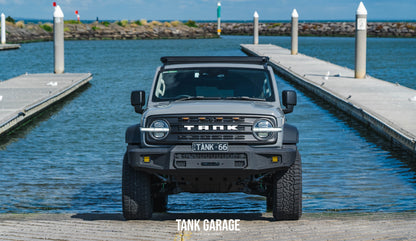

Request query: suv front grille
[{"left": 145, "top": 114, "right": 277, "bottom": 145}]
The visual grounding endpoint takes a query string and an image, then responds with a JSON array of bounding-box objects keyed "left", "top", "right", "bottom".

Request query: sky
[{"left": 0, "top": 0, "right": 415, "bottom": 21}]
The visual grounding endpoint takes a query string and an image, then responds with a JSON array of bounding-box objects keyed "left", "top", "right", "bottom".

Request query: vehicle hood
[{"left": 144, "top": 100, "right": 282, "bottom": 119}]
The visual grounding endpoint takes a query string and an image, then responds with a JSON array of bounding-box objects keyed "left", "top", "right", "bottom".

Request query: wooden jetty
[
  {"left": 0, "top": 44, "right": 20, "bottom": 51},
  {"left": 0, "top": 73, "right": 92, "bottom": 136},
  {"left": 241, "top": 44, "right": 416, "bottom": 153}
]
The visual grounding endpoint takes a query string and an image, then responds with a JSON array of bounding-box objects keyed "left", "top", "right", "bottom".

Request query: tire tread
[
  {"left": 272, "top": 151, "right": 302, "bottom": 220},
  {"left": 122, "top": 154, "right": 153, "bottom": 220}
]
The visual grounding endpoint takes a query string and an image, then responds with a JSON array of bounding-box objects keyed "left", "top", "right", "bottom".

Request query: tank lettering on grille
[
  {"left": 198, "top": 126, "right": 210, "bottom": 131},
  {"left": 184, "top": 125, "right": 195, "bottom": 131},
  {"left": 183, "top": 125, "right": 238, "bottom": 131},
  {"left": 226, "top": 125, "right": 238, "bottom": 130},
  {"left": 212, "top": 125, "right": 224, "bottom": 131}
]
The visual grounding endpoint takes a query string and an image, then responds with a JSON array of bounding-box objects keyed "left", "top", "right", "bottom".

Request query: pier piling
[
  {"left": 1, "top": 13, "right": 5, "bottom": 44},
  {"left": 291, "top": 9, "right": 299, "bottom": 55},
  {"left": 217, "top": 1, "right": 221, "bottom": 36},
  {"left": 355, "top": 2, "right": 367, "bottom": 79},
  {"left": 53, "top": 4, "right": 65, "bottom": 74},
  {"left": 253, "top": 11, "right": 259, "bottom": 45}
]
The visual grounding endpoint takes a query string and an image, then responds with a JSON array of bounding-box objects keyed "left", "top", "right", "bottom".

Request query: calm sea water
[{"left": 0, "top": 36, "right": 415, "bottom": 214}]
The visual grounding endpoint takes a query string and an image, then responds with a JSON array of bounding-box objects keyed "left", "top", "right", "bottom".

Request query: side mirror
[
  {"left": 131, "top": 90, "right": 146, "bottom": 114},
  {"left": 282, "top": 90, "right": 297, "bottom": 114}
]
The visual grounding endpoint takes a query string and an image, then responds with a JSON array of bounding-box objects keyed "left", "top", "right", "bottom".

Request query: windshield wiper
[
  {"left": 173, "top": 96, "right": 222, "bottom": 101},
  {"left": 224, "top": 96, "right": 266, "bottom": 101},
  {"left": 169, "top": 96, "right": 266, "bottom": 102}
]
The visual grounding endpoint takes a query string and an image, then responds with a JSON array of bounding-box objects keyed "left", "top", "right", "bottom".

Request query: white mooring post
[
  {"left": 355, "top": 2, "right": 367, "bottom": 79},
  {"left": 1, "top": 13, "right": 6, "bottom": 44},
  {"left": 217, "top": 1, "right": 221, "bottom": 36},
  {"left": 291, "top": 9, "right": 299, "bottom": 55},
  {"left": 53, "top": 3, "right": 65, "bottom": 74},
  {"left": 253, "top": 11, "right": 259, "bottom": 45}
]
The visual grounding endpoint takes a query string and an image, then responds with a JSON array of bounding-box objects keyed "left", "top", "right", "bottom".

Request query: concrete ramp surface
[{"left": 0, "top": 213, "right": 415, "bottom": 240}]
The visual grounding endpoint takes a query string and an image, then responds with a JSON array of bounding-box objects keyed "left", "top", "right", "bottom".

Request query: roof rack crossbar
[{"left": 160, "top": 56, "right": 269, "bottom": 66}]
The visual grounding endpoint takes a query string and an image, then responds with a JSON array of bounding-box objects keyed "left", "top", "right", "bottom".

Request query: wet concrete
[{"left": 1, "top": 212, "right": 415, "bottom": 240}]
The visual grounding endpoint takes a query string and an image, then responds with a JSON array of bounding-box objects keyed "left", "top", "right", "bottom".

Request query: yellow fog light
[
  {"left": 272, "top": 156, "right": 279, "bottom": 163},
  {"left": 143, "top": 156, "right": 150, "bottom": 163}
]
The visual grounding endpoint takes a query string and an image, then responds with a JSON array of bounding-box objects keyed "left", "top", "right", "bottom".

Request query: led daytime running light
[
  {"left": 252, "top": 127, "right": 282, "bottom": 132},
  {"left": 141, "top": 127, "right": 170, "bottom": 132}
]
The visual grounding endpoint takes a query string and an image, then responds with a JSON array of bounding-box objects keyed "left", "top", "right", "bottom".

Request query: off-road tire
[
  {"left": 122, "top": 153, "right": 153, "bottom": 220},
  {"left": 153, "top": 194, "right": 168, "bottom": 212},
  {"left": 272, "top": 150, "right": 302, "bottom": 220}
]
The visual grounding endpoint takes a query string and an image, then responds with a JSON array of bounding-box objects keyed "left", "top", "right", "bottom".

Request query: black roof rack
[{"left": 160, "top": 56, "right": 269, "bottom": 66}]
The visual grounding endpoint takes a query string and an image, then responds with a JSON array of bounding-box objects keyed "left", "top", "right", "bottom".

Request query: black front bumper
[{"left": 127, "top": 144, "right": 297, "bottom": 175}]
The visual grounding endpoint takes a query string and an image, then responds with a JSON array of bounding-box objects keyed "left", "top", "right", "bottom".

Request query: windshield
[{"left": 152, "top": 68, "right": 275, "bottom": 102}]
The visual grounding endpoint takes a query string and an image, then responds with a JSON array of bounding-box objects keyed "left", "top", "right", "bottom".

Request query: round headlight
[
  {"left": 149, "top": 120, "right": 170, "bottom": 140},
  {"left": 253, "top": 120, "right": 274, "bottom": 139}
]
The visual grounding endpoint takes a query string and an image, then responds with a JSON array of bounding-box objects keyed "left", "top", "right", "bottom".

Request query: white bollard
[
  {"left": 54, "top": 3, "right": 65, "bottom": 74},
  {"left": 1, "top": 13, "right": 5, "bottom": 44},
  {"left": 355, "top": 2, "right": 367, "bottom": 79},
  {"left": 291, "top": 9, "right": 299, "bottom": 55},
  {"left": 217, "top": 1, "right": 221, "bottom": 36},
  {"left": 253, "top": 11, "right": 259, "bottom": 45}
]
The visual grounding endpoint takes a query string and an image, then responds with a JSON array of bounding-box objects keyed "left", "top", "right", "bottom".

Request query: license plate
[{"left": 192, "top": 142, "right": 228, "bottom": 152}]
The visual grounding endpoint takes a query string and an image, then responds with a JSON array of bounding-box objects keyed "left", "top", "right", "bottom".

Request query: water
[{"left": 0, "top": 36, "right": 415, "bottom": 214}]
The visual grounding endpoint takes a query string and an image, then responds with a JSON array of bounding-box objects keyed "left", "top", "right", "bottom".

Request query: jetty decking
[
  {"left": 241, "top": 44, "right": 416, "bottom": 153},
  {"left": 0, "top": 73, "right": 92, "bottom": 136},
  {"left": 0, "top": 44, "right": 20, "bottom": 51}
]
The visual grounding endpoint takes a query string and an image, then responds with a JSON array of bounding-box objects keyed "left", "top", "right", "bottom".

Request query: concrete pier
[
  {"left": 0, "top": 73, "right": 92, "bottom": 136},
  {"left": 0, "top": 44, "right": 20, "bottom": 50},
  {"left": 1, "top": 13, "right": 21, "bottom": 50},
  {"left": 241, "top": 44, "right": 416, "bottom": 153}
]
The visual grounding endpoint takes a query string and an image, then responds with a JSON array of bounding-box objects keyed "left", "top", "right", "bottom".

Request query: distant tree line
[{"left": 6, "top": 16, "right": 15, "bottom": 24}]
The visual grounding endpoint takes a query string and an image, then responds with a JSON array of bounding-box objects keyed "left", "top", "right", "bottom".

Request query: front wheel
[
  {"left": 122, "top": 154, "right": 153, "bottom": 220},
  {"left": 272, "top": 150, "right": 302, "bottom": 220}
]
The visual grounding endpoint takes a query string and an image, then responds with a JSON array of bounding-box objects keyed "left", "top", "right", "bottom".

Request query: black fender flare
[
  {"left": 283, "top": 123, "right": 299, "bottom": 144},
  {"left": 125, "top": 124, "right": 141, "bottom": 144}
]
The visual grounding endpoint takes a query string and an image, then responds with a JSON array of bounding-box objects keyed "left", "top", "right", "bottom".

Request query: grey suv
[{"left": 123, "top": 56, "right": 301, "bottom": 220}]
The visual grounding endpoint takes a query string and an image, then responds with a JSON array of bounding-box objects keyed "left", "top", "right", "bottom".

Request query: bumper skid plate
[{"left": 127, "top": 145, "right": 297, "bottom": 174}]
